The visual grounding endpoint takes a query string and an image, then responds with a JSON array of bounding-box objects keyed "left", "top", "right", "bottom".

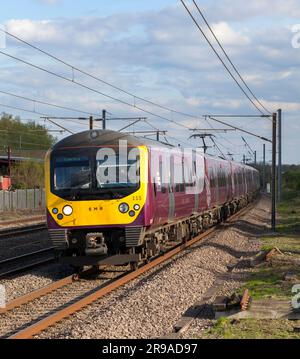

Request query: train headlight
[
  {"left": 63, "top": 205, "right": 73, "bottom": 216},
  {"left": 52, "top": 208, "right": 59, "bottom": 215},
  {"left": 134, "top": 204, "right": 140, "bottom": 211},
  {"left": 119, "top": 203, "right": 129, "bottom": 214}
]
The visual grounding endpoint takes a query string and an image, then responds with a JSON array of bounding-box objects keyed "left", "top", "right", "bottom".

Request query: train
[{"left": 45, "top": 130, "right": 260, "bottom": 269}]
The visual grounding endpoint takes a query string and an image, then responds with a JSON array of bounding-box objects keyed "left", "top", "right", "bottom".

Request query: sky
[{"left": 0, "top": 0, "right": 299, "bottom": 164}]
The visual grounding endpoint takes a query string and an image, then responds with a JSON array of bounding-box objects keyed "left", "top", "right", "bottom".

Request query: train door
[
  {"left": 196, "top": 150, "right": 206, "bottom": 212},
  {"left": 171, "top": 152, "right": 187, "bottom": 219},
  {"left": 168, "top": 154, "right": 175, "bottom": 222},
  {"left": 151, "top": 149, "right": 170, "bottom": 225},
  {"left": 209, "top": 161, "right": 218, "bottom": 207}
]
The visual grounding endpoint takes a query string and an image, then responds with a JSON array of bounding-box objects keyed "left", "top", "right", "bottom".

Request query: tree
[
  {"left": 0, "top": 113, "right": 56, "bottom": 151},
  {"left": 11, "top": 160, "right": 44, "bottom": 189},
  {"left": 0, "top": 113, "right": 57, "bottom": 188}
]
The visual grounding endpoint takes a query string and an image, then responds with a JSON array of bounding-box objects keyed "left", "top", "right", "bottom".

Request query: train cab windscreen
[{"left": 51, "top": 148, "right": 140, "bottom": 200}]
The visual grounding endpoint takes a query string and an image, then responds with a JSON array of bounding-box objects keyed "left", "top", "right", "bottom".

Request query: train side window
[{"left": 173, "top": 156, "right": 185, "bottom": 193}]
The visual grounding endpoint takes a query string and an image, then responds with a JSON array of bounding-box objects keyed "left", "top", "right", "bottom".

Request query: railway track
[
  {"left": 0, "top": 201, "right": 256, "bottom": 339},
  {"left": 0, "top": 216, "right": 45, "bottom": 228},
  {"left": 0, "top": 247, "right": 55, "bottom": 278},
  {"left": 0, "top": 223, "right": 47, "bottom": 240}
]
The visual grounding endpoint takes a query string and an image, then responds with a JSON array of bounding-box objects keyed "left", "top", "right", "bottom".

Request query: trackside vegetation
[
  {"left": 0, "top": 113, "right": 56, "bottom": 188},
  {"left": 202, "top": 168, "right": 300, "bottom": 339}
]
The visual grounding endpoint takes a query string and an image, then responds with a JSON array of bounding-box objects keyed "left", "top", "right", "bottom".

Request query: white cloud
[
  {"left": 211, "top": 98, "right": 245, "bottom": 110},
  {"left": 209, "top": 22, "right": 250, "bottom": 46},
  {"left": 263, "top": 100, "right": 300, "bottom": 113},
  {"left": 5, "top": 18, "right": 122, "bottom": 46},
  {"left": 6, "top": 19, "right": 59, "bottom": 42},
  {"left": 185, "top": 97, "right": 203, "bottom": 107},
  {"left": 205, "top": 0, "right": 300, "bottom": 21}
]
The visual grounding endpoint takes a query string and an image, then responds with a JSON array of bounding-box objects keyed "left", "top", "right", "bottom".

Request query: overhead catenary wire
[
  {"left": 118, "top": 119, "right": 143, "bottom": 132},
  {"left": 201, "top": 115, "right": 249, "bottom": 160},
  {"left": 143, "top": 119, "right": 191, "bottom": 147},
  {"left": 0, "top": 102, "right": 74, "bottom": 134},
  {"left": 0, "top": 90, "right": 106, "bottom": 131},
  {"left": 180, "top": 0, "right": 267, "bottom": 115},
  {"left": 0, "top": 29, "right": 272, "bottom": 146},
  {"left": 0, "top": 28, "right": 225, "bottom": 122},
  {"left": 0, "top": 89, "right": 252, "bottom": 151},
  {"left": 210, "top": 136, "right": 226, "bottom": 159},
  {"left": 0, "top": 89, "right": 100, "bottom": 117},
  {"left": 201, "top": 114, "right": 264, "bottom": 161},
  {"left": 0, "top": 139, "right": 51, "bottom": 149},
  {"left": 242, "top": 136, "right": 255, "bottom": 155},
  {"left": 0, "top": 95, "right": 190, "bottom": 148},
  {"left": 192, "top": 0, "right": 272, "bottom": 114},
  {"left": 0, "top": 50, "right": 192, "bottom": 131},
  {"left": 208, "top": 116, "right": 271, "bottom": 142},
  {"left": 1, "top": 28, "right": 269, "bottom": 130},
  {"left": 202, "top": 115, "right": 238, "bottom": 148}
]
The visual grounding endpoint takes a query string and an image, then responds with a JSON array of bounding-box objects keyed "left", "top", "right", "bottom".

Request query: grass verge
[{"left": 202, "top": 187, "right": 300, "bottom": 339}]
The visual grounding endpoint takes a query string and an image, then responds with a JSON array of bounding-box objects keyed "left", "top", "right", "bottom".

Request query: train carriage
[{"left": 45, "top": 130, "right": 260, "bottom": 269}]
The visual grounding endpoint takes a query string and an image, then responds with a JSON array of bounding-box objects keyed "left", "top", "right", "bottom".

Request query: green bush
[
  {"left": 11, "top": 160, "right": 44, "bottom": 189},
  {"left": 282, "top": 170, "right": 300, "bottom": 191}
]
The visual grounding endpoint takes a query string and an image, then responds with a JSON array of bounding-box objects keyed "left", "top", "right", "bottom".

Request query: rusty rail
[
  {"left": 240, "top": 289, "right": 250, "bottom": 311},
  {"left": 0, "top": 275, "right": 74, "bottom": 314},
  {"left": 0, "top": 266, "right": 100, "bottom": 314}
]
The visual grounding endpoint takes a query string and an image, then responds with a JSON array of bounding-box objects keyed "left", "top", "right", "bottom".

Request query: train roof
[
  {"left": 204, "top": 152, "right": 258, "bottom": 172},
  {"left": 52, "top": 130, "right": 258, "bottom": 172},
  {"left": 52, "top": 130, "right": 173, "bottom": 151}
]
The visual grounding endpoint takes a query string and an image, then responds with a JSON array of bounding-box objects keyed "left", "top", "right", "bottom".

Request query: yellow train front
[{"left": 45, "top": 130, "right": 149, "bottom": 269}]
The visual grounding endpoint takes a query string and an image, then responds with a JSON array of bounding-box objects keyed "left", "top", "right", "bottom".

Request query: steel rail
[
  {"left": 0, "top": 223, "right": 46, "bottom": 240},
  {"left": 0, "top": 275, "right": 75, "bottom": 314},
  {"left": 8, "top": 201, "right": 256, "bottom": 339},
  {"left": 0, "top": 216, "right": 44, "bottom": 227},
  {"left": 0, "top": 247, "right": 54, "bottom": 278},
  {"left": 0, "top": 267, "right": 100, "bottom": 315}
]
